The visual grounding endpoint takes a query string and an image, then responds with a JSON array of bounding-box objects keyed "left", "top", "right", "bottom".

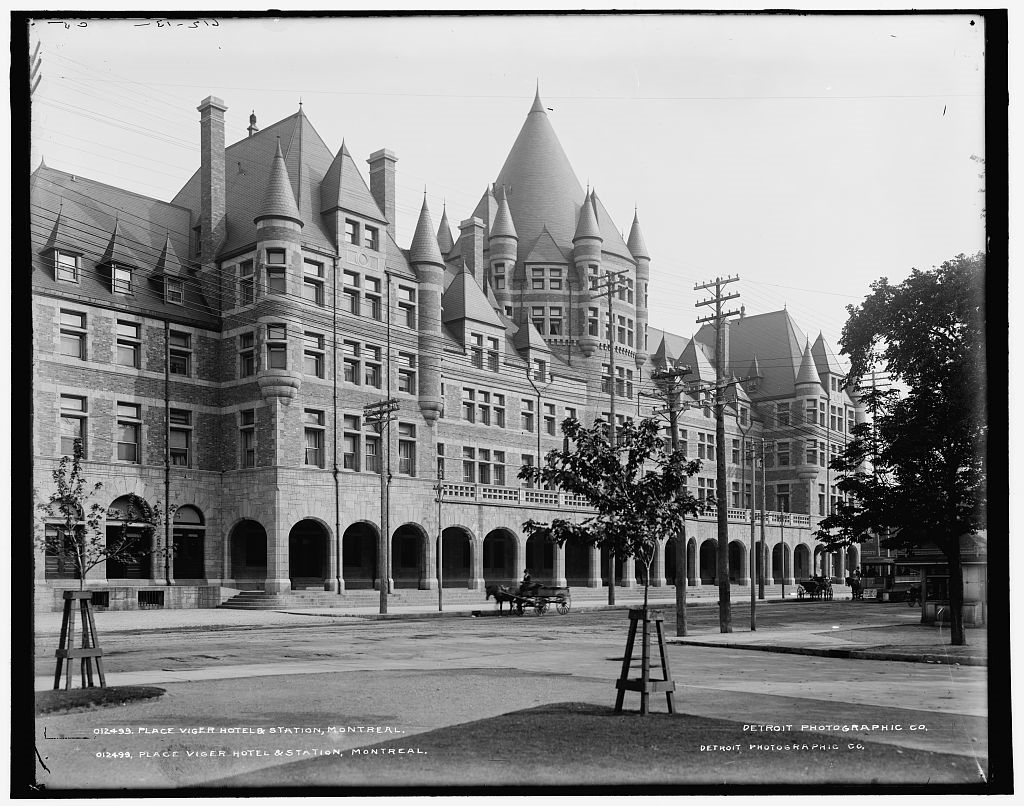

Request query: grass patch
[
  {"left": 36, "top": 685, "right": 166, "bottom": 715},
  {"left": 213, "top": 701, "right": 984, "bottom": 789}
]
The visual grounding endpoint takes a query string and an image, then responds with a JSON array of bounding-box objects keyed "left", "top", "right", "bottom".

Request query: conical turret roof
[
  {"left": 795, "top": 340, "right": 822, "bottom": 387},
  {"left": 573, "top": 190, "right": 601, "bottom": 241},
  {"left": 154, "top": 233, "right": 185, "bottom": 276},
  {"left": 494, "top": 93, "right": 631, "bottom": 263},
  {"left": 255, "top": 140, "right": 303, "bottom": 225},
  {"left": 491, "top": 187, "right": 518, "bottom": 239},
  {"left": 627, "top": 210, "right": 650, "bottom": 259},
  {"left": 436, "top": 205, "right": 455, "bottom": 254},
  {"left": 409, "top": 197, "right": 445, "bottom": 267}
]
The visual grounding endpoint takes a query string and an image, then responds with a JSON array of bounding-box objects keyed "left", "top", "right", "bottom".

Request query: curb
[{"left": 675, "top": 639, "right": 986, "bottom": 666}]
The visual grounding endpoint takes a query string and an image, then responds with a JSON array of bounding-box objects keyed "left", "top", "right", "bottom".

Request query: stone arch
[
  {"left": 392, "top": 522, "right": 428, "bottom": 589},
  {"left": 687, "top": 538, "right": 698, "bottom": 585},
  {"left": 289, "top": 518, "right": 332, "bottom": 589},
  {"left": 812, "top": 545, "right": 827, "bottom": 577},
  {"left": 772, "top": 542, "right": 790, "bottom": 583},
  {"left": 526, "top": 532, "right": 555, "bottom": 582},
  {"left": 105, "top": 494, "right": 153, "bottom": 579},
  {"left": 846, "top": 544, "right": 861, "bottom": 577},
  {"left": 441, "top": 525, "right": 473, "bottom": 588},
  {"left": 229, "top": 519, "right": 268, "bottom": 581},
  {"left": 728, "top": 541, "right": 747, "bottom": 583},
  {"left": 699, "top": 539, "right": 718, "bottom": 585},
  {"left": 599, "top": 545, "right": 625, "bottom": 587},
  {"left": 563, "top": 539, "right": 590, "bottom": 586},
  {"left": 794, "top": 543, "right": 811, "bottom": 579},
  {"left": 342, "top": 520, "right": 379, "bottom": 589},
  {"left": 483, "top": 528, "right": 517, "bottom": 585},
  {"left": 172, "top": 504, "right": 206, "bottom": 580},
  {"left": 664, "top": 537, "right": 678, "bottom": 585}
]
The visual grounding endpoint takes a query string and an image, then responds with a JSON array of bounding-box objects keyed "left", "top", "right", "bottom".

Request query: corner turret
[
  {"left": 409, "top": 196, "right": 445, "bottom": 422},
  {"left": 573, "top": 190, "right": 603, "bottom": 358},
  {"left": 627, "top": 209, "right": 650, "bottom": 367}
]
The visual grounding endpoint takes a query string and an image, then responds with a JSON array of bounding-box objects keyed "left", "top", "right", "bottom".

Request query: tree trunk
[{"left": 947, "top": 536, "right": 966, "bottom": 646}]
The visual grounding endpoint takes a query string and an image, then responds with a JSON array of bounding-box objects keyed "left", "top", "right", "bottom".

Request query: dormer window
[
  {"left": 55, "top": 250, "right": 80, "bottom": 283},
  {"left": 112, "top": 266, "right": 133, "bottom": 295},
  {"left": 165, "top": 278, "right": 183, "bottom": 305}
]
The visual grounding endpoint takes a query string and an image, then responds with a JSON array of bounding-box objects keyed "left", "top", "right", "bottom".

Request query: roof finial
[
  {"left": 299, "top": 97, "right": 303, "bottom": 108},
  {"left": 530, "top": 81, "right": 544, "bottom": 113}
]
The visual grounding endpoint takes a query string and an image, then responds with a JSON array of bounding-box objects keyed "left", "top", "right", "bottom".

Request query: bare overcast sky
[{"left": 29, "top": 12, "right": 987, "bottom": 356}]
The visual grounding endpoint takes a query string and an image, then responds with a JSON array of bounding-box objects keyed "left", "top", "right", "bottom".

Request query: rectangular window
[
  {"left": 740, "top": 406, "right": 749, "bottom": 427},
  {"left": 698, "top": 477, "right": 716, "bottom": 502},
  {"left": 478, "top": 448, "right": 492, "bottom": 485},
  {"left": 345, "top": 220, "right": 359, "bottom": 245},
  {"left": 240, "top": 409, "right": 256, "bottom": 468},
  {"left": 365, "top": 435, "right": 381, "bottom": 474},
  {"left": 819, "top": 483, "right": 827, "bottom": 516},
  {"left": 831, "top": 405, "right": 842, "bottom": 433},
  {"left": 544, "top": 403, "right": 556, "bottom": 436},
  {"left": 239, "top": 332, "right": 255, "bottom": 377},
  {"left": 522, "top": 454, "right": 535, "bottom": 489},
  {"left": 304, "top": 332, "right": 325, "bottom": 378},
  {"left": 59, "top": 394, "right": 87, "bottom": 456},
  {"left": 776, "top": 402, "right": 790, "bottom": 427},
  {"left": 55, "top": 250, "right": 80, "bottom": 283},
  {"left": 819, "top": 400, "right": 827, "bottom": 427},
  {"left": 363, "top": 353, "right": 381, "bottom": 388},
  {"left": 807, "top": 439, "right": 817, "bottom": 464},
  {"left": 588, "top": 307, "right": 599, "bottom": 337},
  {"left": 398, "top": 353, "right": 416, "bottom": 394},
  {"left": 462, "top": 388, "right": 476, "bottom": 423},
  {"left": 116, "top": 321, "right": 140, "bottom": 368},
  {"left": 548, "top": 307, "right": 563, "bottom": 336},
  {"left": 776, "top": 440, "right": 790, "bottom": 467},
  {"left": 238, "top": 260, "right": 255, "bottom": 305},
  {"left": 304, "top": 409, "right": 325, "bottom": 468},
  {"left": 266, "top": 248, "right": 286, "bottom": 264},
  {"left": 531, "top": 268, "right": 545, "bottom": 290},
  {"left": 266, "top": 265, "right": 286, "bottom": 295},
  {"left": 343, "top": 414, "right": 360, "bottom": 471},
  {"left": 462, "top": 446, "right": 476, "bottom": 483},
  {"left": 731, "top": 481, "right": 741, "bottom": 508},
  {"left": 169, "top": 330, "right": 191, "bottom": 377},
  {"left": 493, "top": 450, "right": 506, "bottom": 485},
  {"left": 165, "top": 278, "right": 184, "bottom": 304},
  {"left": 302, "top": 274, "right": 324, "bottom": 306},
  {"left": 116, "top": 402, "right": 141, "bottom": 463},
  {"left": 363, "top": 225, "right": 379, "bottom": 251},
  {"left": 776, "top": 484, "right": 791, "bottom": 513},
  {"left": 847, "top": 409, "right": 856, "bottom": 435},
  {"left": 732, "top": 439, "right": 741, "bottom": 465},
  {"left": 398, "top": 423, "right": 416, "bottom": 476},
  {"left": 697, "top": 432, "right": 715, "bottom": 461},
  {"left": 169, "top": 409, "right": 191, "bottom": 467},
  {"left": 59, "top": 309, "right": 86, "bottom": 359},
  {"left": 521, "top": 399, "right": 534, "bottom": 432},
  {"left": 112, "top": 266, "right": 132, "bottom": 294},
  {"left": 805, "top": 398, "right": 817, "bottom": 425},
  {"left": 267, "top": 324, "right": 287, "bottom": 369},
  {"left": 494, "top": 394, "right": 506, "bottom": 428}
]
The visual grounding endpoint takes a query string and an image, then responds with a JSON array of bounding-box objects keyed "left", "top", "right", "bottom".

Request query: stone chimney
[
  {"left": 197, "top": 96, "right": 227, "bottom": 263},
  {"left": 367, "top": 148, "right": 397, "bottom": 240},
  {"left": 459, "top": 217, "right": 485, "bottom": 280}
]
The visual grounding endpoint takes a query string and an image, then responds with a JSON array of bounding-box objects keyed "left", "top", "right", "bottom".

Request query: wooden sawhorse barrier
[
  {"left": 53, "top": 590, "right": 106, "bottom": 690},
  {"left": 614, "top": 606, "right": 675, "bottom": 715}
]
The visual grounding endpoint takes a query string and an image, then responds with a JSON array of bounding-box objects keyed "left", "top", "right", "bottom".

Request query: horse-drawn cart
[
  {"left": 486, "top": 583, "right": 571, "bottom": 615},
  {"left": 797, "top": 576, "right": 834, "bottom": 600}
]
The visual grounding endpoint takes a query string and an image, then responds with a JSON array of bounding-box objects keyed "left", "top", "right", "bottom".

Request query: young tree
[
  {"left": 38, "top": 440, "right": 169, "bottom": 589},
  {"left": 519, "top": 416, "right": 703, "bottom": 610},
  {"left": 815, "top": 253, "right": 986, "bottom": 646}
]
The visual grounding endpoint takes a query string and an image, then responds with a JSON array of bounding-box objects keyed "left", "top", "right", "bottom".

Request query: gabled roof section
[
  {"left": 512, "top": 317, "right": 550, "bottom": 352},
  {"left": 409, "top": 197, "right": 444, "bottom": 268},
  {"left": 573, "top": 190, "right": 601, "bottom": 241},
  {"left": 102, "top": 218, "right": 145, "bottom": 266},
  {"left": 491, "top": 187, "right": 518, "bottom": 239},
  {"left": 42, "top": 207, "right": 79, "bottom": 254},
  {"left": 726, "top": 310, "right": 809, "bottom": 399},
  {"left": 441, "top": 271, "right": 505, "bottom": 328},
  {"left": 523, "top": 226, "right": 569, "bottom": 264},
  {"left": 811, "top": 331, "right": 846, "bottom": 377},
  {"left": 320, "top": 139, "right": 387, "bottom": 223},
  {"left": 627, "top": 210, "right": 650, "bottom": 259},
  {"left": 494, "top": 94, "right": 631, "bottom": 263},
  {"left": 255, "top": 139, "right": 302, "bottom": 225},
  {"left": 154, "top": 233, "right": 186, "bottom": 276},
  {"left": 727, "top": 374, "right": 752, "bottom": 404},
  {"left": 436, "top": 205, "right": 455, "bottom": 254},
  {"left": 678, "top": 336, "right": 716, "bottom": 384},
  {"left": 472, "top": 185, "right": 498, "bottom": 235},
  {"left": 648, "top": 327, "right": 690, "bottom": 369},
  {"left": 795, "top": 340, "right": 821, "bottom": 387},
  {"left": 485, "top": 282, "right": 502, "bottom": 312}
]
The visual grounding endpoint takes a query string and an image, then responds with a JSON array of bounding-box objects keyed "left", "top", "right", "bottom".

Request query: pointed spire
[
  {"left": 573, "top": 190, "right": 601, "bottom": 241},
  {"left": 627, "top": 209, "right": 650, "bottom": 259},
  {"left": 436, "top": 203, "right": 455, "bottom": 255},
  {"left": 530, "top": 82, "right": 545, "bottom": 114},
  {"left": 795, "top": 339, "right": 821, "bottom": 387},
  {"left": 155, "top": 232, "right": 185, "bottom": 276},
  {"left": 746, "top": 355, "right": 763, "bottom": 380},
  {"left": 255, "top": 138, "right": 303, "bottom": 226},
  {"left": 491, "top": 186, "right": 518, "bottom": 239},
  {"left": 410, "top": 196, "right": 444, "bottom": 267},
  {"left": 102, "top": 217, "right": 142, "bottom": 267}
]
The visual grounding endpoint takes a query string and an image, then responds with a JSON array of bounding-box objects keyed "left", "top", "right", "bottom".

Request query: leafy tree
[
  {"left": 519, "top": 416, "right": 704, "bottom": 610},
  {"left": 816, "top": 253, "right": 986, "bottom": 645},
  {"left": 38, "top": 439, "right": 170, "bottom": 589}
]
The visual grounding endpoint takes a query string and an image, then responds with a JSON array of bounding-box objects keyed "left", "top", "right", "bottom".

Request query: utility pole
[
  {"left": 762, "top": 438, "right": 772, "bottom": 597},
  {"left": 737, "top": 411, "right": 756, "bottom": 630},
  {"left": 593, "top": 269, "right": 629, "bottom": 605},
  {"left": 434, "top": 466, "right": 444, "bottom": 612},
  {"left": 651, "top": 365, "right": 692, "bottom": 636},
  {"left": 364, "top": 397, "right": 399, "bottom": 614},
  {"left": 695, "top": 275, "right": 741, "bottom": 633}
]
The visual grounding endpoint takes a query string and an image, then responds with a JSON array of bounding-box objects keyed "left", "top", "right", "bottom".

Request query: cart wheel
[
  {"left": 826, "top": 588, "right": 833, "bottom": 600},
  {"left": 514, "top": 603, "right": 524, "bottom": 616},
  {"left": 535, "top": 601, "right": 548, "bottom": 615},
  {"left": 797, "top": 587, "right": 805, "bottom": 599},
  {"left": 557, "top": 601, "right": 570, "bottom": 615}
]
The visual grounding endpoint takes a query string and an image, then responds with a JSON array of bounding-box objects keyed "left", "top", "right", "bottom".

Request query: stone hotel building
[{"left": 31, "top": 91, "right": 866, "bottom": 610}]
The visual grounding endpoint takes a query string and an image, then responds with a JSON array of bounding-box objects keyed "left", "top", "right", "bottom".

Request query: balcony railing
[{"left": 439, "top": 482, "right": 811, "bottom": 526}]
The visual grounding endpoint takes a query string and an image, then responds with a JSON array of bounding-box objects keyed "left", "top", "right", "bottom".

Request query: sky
[{"left": 27, "top": 12, "right": 988, "bottom": 362}]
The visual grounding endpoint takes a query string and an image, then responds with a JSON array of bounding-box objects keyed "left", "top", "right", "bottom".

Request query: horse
[{"left": 485, "top": 584, "right": 517, "bottom": 614}]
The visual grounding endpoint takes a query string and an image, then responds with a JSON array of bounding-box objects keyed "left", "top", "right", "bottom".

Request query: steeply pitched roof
[
  {"left": 42, "top": 207, "right": 79, "bottom": 253},
  {"left": 648, "top": 327, "right": 691, "bottom": 368},
  {"left": 154, "top": 233, "right": 185, "bottom": 276},
  {"left": 494, "top": 94, "right": 631, "bottom": 263},
  {"left": 409, "top": 197, "right": 444, "bottom": 267},
  {"left": 255, "top": 140, "right": 302, "bottom": 225},
  {"left": 678, "top": 336, "right": 716, "bottom": 384},
  {"left": 795, "top": 340, "right": 822, "bottom": 387},
  {"left": 102, "top": 218, "right": 145, "bottom": 266},
  {"left": 320, "top": 139, "right": 386, "bottom": 223},
  {"left": 523, "top": 226, "right": 569, "bottom": 264},
  {"left": 512, "top": 316, "right": 550, "bottom": 352},
  {"left": 491, "top": 187, "right": 518, "bottom": 239},
  {"left": 573, "top": 190, "right": 601, "bottom": 241},
  {"left": 725, "top": 310, "right": 809, "bottom": 399},
  {"left": 811, "top": 331, "right": 846, "bottom": 376},
  {"left": 436, "top": 205, "right": 455, "bottom": 254},
  {"left": 441, "top": 271, "right": 505, "bottom": 328},
  {"left": 627, "top": 210, "right": 650, "bottom": 259}
]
